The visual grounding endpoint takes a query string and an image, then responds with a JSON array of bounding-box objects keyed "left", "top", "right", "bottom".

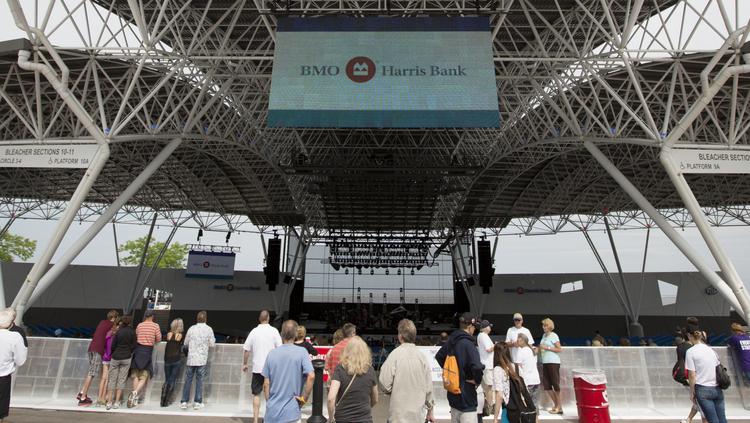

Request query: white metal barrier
[{"left": 10, "top": 338, "right": 750, "bottom": 418}]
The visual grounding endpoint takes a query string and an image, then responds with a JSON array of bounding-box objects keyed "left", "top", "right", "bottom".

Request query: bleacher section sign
[
  {"left": 186, "top": 251, "right": 236, "bottom": 279},
  {"left": 671, "top": 148, "right": 750, "bottom": 174},
  {"left": 0, "top": 144, "right": 98, "bottom": 168},
  {"left": 268, "top": 17, "right": 500, "bottom": 128}
]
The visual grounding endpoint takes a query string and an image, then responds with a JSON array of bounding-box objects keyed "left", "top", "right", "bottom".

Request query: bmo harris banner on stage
[
  {"left": 186, "top": 251, "right": 236, "bottom": 279},
  {"left": 268, "top": 17, "right": 500, "bottom": 128}
]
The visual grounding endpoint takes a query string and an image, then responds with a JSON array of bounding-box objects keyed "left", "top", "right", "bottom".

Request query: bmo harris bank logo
[
  {"left": 346, "top": 57, "right": 376, "bottom": 83},
  {"left": 300, "top": 56, "right": 467, "bottom": 82},
  {"left": 300, "top": 56, "right": 376, "bottom": 83}
]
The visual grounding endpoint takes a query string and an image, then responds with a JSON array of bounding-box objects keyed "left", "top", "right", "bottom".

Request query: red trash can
[{"left": 572, "top": 369, "right": 610, "bottom": 423}]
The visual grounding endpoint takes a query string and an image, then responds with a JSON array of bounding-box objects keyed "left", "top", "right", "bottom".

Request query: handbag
[{"left": 713, "top": 350, "right": 731, "bottom": 390}]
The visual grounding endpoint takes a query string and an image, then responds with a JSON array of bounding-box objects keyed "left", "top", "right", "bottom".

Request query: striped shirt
[
  {"left": 135, "top": 321, "right": 162, "bottom": 346},
  {"left": 325, "top": 337, "right": 351, "bottom": 377}
]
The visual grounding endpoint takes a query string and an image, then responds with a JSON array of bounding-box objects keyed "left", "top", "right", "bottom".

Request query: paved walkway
[{"left": 8, "top": 405, "right": 750, "bottom": 423}]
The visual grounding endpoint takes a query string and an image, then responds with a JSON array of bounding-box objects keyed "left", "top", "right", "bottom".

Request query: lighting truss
[{"left": 328, "top": 235, "right": 431, "bottom": 269}]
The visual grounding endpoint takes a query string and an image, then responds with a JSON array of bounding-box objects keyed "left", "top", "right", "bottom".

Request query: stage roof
[{"left": 1, "top": 0, "right": 749, "bottom": 233}]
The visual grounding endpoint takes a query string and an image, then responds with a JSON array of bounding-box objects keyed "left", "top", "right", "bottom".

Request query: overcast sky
[{"left": 0, "top": 1, "right": 749, "bottom": 291}]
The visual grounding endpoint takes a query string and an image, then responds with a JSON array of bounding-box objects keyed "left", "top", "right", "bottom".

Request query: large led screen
[{"left": 268, "top": 17, "right": 500, "bottom": 128}]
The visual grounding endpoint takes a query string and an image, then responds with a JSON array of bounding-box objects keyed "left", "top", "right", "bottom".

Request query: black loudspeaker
[
  {"left": 265, "top": 238, "right": 281, "bottom": 291},
  {"left": 289, "top": 278, "right": 304, "bottom": 320},
  {"left": 477, "top": 240, "right": 494, "bottom": 294},
  {"left": 454, "top": 280, "right": 470, "bottom": 312}
]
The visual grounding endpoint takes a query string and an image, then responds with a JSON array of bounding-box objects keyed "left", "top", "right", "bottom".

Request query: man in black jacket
[{"left": 435, "top": 313, "right": 484, "bottom": 423}]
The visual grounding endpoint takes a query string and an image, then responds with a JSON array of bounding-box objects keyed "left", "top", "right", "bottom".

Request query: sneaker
[
  {"left": 193, "top": 402, "right": 204, "bottom": 410},
  {"left": 180, "top": 402, "right": 188, "bottom": 410},
  {"left": 127, "top": 391, "right": 137, "bottom": 408},
  {"left": 105, "top": 402, "right": 112, "bottom": 410},
  {"left": 95, "top": 400, "right": 105, "bottom": 408},
  {"left": 78, "top": 397, "right": 93, "bottom": 406},
  {"left": 76, "top": 392, "right": 83, "bottom": 401},
  {"left": 112, "top": 402, "right": 120, "bottom": 410}
]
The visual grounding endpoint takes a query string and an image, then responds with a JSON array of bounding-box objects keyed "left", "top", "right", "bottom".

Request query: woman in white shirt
[
  {"left": 685, "top": 326, "right": 727, "bottom": 423},
  {"left": 516, "top": 334, "right": 541, "bottom": 411}
]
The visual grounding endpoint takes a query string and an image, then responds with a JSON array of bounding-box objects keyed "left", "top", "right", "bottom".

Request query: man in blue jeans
[{"left": 181, "top": 311, "right": 216, "bottom": 410}]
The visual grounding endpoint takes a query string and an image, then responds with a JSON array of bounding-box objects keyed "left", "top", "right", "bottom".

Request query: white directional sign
[
  {"left": 671, "top": 148, "right": 750, "bottom": 174},
  {"left": 0, "top": 144, "right": 99, "bottom": 168}
]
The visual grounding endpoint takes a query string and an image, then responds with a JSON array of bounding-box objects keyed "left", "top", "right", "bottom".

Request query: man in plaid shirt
[{"left": 325, "top": 323, "right": 356, "bottom": 377}]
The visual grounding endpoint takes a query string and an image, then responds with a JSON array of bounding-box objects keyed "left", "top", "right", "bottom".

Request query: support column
[
  {"left": 24, "top": 138, "right": 183, "bottom": 309},
  {"left": 584, "top": 140, "right": 745, "bottom": 319},
  {"left": 8, "top": 4, "right": 111, "bottom": 323},
  {"left": 0, "top": 262, "right": 5, "bottom": 309},
  {"left": 125, "top": 213, "right": 158, "bottom": 314},
  {"left": 660, "top": 150, "right": 750, "bottom": 322}
]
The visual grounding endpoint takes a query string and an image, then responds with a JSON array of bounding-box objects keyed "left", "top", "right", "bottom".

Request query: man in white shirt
[
  {"left": 180, "top": 311, "right": 216, "bottom": 410},
  {"left": 505, "top": 313, "right": 534, "bottom": 363},
  {"left": 0, "top": 308, "right": 27, "bottom": 422},
  {"left": 242, "top": 310, "right": 282, "bottom": 423},
  {"left": 477, "top": 320, "right": 495, "bottom": 416}
]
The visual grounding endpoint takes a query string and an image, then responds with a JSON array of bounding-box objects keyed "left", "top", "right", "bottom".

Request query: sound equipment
[
  {"left": 477, "top": 240, "right": 494, "bottom": 294},
  {"left": 454, "top": 279, "right": 470, "bottom": 312},
  {"left": 265, "top": 238, "right": 281, "bottom": 291},
  {"left": 289, "top": 277, "right": 304, "bottom": 320}
]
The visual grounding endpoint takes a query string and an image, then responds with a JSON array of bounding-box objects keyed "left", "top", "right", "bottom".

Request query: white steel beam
[
  {"left": 8, "top": 2, "right": 111, "bottom": 323},
  {"left": 26, "top": 138, "right": 183, "bottom": 308},
  {"left": 584, "top": 139, "right": 746, "bottom": 320}
]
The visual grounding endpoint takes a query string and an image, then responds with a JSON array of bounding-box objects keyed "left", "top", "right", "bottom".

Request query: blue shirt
[
  {"left": 728, "top": 333, "right": 750, "bottom": 371},
  {"left": 262, "top": 343, "right": 314, "bottom": 423},
  {"left": 540, "top": 332, "right": 561, "bottom": 364}
]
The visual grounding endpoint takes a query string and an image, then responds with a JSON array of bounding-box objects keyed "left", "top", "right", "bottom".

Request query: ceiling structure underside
[{"left": 1, "top": 0, "right": 749, "bottom": 234}]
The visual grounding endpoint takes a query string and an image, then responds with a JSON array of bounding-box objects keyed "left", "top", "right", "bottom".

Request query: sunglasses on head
[{"left": 514, "top": 318, "right": 522, "bottom": 321}]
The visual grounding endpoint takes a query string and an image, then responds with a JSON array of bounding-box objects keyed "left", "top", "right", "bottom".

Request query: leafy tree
[
  {"left": 0, "top": 233, "right": 37, "bottom": 262},
  {"left": 119, "top": 236, "right": 189, "bottom": 268}
]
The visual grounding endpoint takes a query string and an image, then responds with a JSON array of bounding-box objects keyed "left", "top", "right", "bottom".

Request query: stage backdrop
[{"left": 268, "top": 16, "right": 500, "bottom": 128}]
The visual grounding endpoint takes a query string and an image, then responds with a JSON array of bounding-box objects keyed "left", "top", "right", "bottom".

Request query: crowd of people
[{"left": 1, "top": 306, "right": 750, "bottom": 423}]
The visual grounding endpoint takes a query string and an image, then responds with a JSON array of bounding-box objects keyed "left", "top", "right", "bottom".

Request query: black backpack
[{"left": 506, "top": 376, "right": 537, "bottom": 423}]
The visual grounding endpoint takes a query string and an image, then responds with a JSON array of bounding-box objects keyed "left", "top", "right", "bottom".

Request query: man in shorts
[
  {"left": 77, "top": 310, "right": 118, "bottom": 406},
  {"left": 128, "top": 310, "right": 161, "bottom": 407},
  {"left": 242, "top": 310, "right": 281, "bottom": 423}
]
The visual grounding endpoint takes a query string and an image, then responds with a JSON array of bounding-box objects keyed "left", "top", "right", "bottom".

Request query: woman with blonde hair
[
  {"left": 327, "top": 336, "right": 378, "bottom": 422},
  {"left": 161, "top": 318, "right": 184, "bottom": 407},
  {"left": 539, "top": 318, "right": 562, "bottom": 414}
]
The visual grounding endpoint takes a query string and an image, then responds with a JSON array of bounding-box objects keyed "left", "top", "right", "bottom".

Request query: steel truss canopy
[{"left": 1, "top": 1, "right": 750, "bottom": 235}]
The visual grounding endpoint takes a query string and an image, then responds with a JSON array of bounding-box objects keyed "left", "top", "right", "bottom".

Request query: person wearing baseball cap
[
  {"left": 435, "top": 312, "right": 484, "bottom": 422},
  {"left": 477, "top": 319, "right": 496, "bottom": 416},
  {"left": 505, "top": 313, "right": 534, "bottom": 363}
]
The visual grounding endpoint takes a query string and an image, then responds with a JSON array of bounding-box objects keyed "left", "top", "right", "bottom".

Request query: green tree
[
  {"left": 119, "top": 236, "right": 189, "bottom": 268},
  {"left": 0, "top": 233, "right": 37, "bottom": 262}
]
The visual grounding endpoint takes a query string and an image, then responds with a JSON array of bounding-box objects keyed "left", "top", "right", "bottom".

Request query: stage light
[
  {"left": 397, "top": 269, "right": 401, "bottom": 275},
  {"left": 385, "top": 269, "right": 390, "bottom": 275},
  {"left": 370, "top": 269, "right": 374, "bottom": 275},
  {"left": 225, "top": 231, "right": 231, "bottom": 243},
  {"left": 345, "top": 268, "right": 349, "bottom": 275},
  {"left": 358, "top": 268, "right": 362, "bottom": 275},
  {"left": 411, "top": 269, "right": 415, "bottom": 275},
  {"left": 197, "top": 228, "right": 203, "bottom": 241}
]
